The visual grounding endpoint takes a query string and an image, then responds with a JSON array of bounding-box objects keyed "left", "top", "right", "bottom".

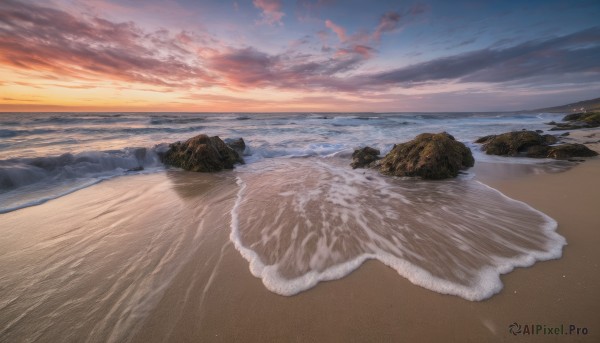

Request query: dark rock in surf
[
  {"left": 350, "top": 146, "right": 381, "bottom": 169},
  {"left": 162, "top": 134, "right": 244, "bottom": 172},
  {"left": 224, "top": 138, "right": 246, "bottom": 156},
  {"left": 544, "top": 135, "right": 558, "bottom": 145},
  {"left": 379, "top": 132, "right": 474, "bottom": 180},
  {"left": 524, "top": 145, "right": 550, "bottom": 158},
  {"left": 475, "top": 131, "right": 557, "bottom": 156},
  {"left": 475, "top": 130, "right": 598, "bottom": 159},
  {"left": 546, "top": 144, "right": 598, "bottom": 159},
  {"left": 549, "top": 112, "right": 600, "bottom": 131}
]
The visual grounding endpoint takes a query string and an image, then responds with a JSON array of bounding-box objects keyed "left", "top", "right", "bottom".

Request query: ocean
[
  {"left": 0, "top": 111, "right": 566, "bottom": 214},
  {"left": 0, "top": 112, "right": 570, "bottom": 338}
]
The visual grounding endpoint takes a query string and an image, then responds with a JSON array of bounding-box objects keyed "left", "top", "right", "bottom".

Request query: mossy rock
[
  {"left": 562, "top": 112, "right": 600, "bottom": 125},
  {"left": 475, "top": 130, "right": 598, "bottom": 160},
  {"left": 351, "top": 146, "right": 381, "bottom": 169},
  {"left": 547, "top": 144, "right": 598, "bottom": 159},
  {"left": 379, "top": 132, "right": 474, "bottom": 180},
  {"left": 476, "top": 131, "right": 550, "bottom": 156},
  {"left": 525, "top": 145, "right": 551, "bottom": 158},
  {"left": 162, "top": 134, "right": 244, "bottom": 172},
  {"left": 551, "top": 112, "right": 600, "bottom": 130}
]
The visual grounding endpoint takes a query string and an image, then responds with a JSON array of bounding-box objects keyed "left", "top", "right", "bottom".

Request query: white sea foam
[{"left": 229, "top": 159, "right": 566, "bottom": 301}]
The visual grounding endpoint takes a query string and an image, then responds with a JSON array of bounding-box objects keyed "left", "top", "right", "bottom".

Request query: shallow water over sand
[
  {"left": 0, "top": 172, "right": 239, "bottom": 342},
  {"left": 231, "top": 158, "right": 565, "bottom": 300}
]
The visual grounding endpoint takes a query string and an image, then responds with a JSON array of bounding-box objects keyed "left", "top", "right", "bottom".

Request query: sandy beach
[
  {"left": 132, "top": 159, "right": 600, "bottom": 342},
  {"left": 2, "top": 157, "right": 596, "bottom": 342}
]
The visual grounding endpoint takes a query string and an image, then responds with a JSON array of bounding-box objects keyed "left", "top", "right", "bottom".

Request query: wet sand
[
  {"left": 1, "top": 159, "right": 598, "bottom": 342},
  {"left": 134, "top": 159, "right": 600, "bottom": 342}
]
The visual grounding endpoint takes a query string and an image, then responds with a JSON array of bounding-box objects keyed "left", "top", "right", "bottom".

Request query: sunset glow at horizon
[{"left": 1, "top": 0, "right": 599, "bottom": 112}]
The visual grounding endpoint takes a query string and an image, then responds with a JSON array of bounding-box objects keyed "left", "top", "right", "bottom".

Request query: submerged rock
[
  {"left": 350, "top": 146, "right": 381, "bottom": 169},
  {"left": 379, "top": 132, "right": 474, "bottom": 180},
  {"left": 162, "top": 134, "right": 244, "bottom": 172}
]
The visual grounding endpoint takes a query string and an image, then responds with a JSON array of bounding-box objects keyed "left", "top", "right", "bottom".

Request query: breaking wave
[{"left": 0, "top": 145, "right": 167, "bottom": 213}]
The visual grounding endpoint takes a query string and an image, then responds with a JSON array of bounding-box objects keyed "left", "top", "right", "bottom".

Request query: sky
[{"left": 0, "top": 0, "right": 599, "bottom": 112}]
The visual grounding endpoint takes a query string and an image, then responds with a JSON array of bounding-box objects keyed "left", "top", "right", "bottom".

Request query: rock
[
  {"left": 350, "top": 146, "right": 380, "bottom": 169},
  {"left": 560, "top": 132, "right": 570, "bottom": 137},
  {"left": 543, "top": 134, "right": 558, "bottom": 145},
  {"left": 476, "top": 131, "right": 548, "bottom": 156},
  {"left": 379, "top": 132, "right": 474, "bottom": 180},
  {"left": 549, "top": 124, "right": 584, "bottom": 131},
  {"left": 474, "top": 135, "right": 496, "bottom": 144},
  {"left": 535, "top": 129, "right": 544, "bottom": 133},
  {"left": 546, "top": 144, "right": 598, "bottom": 159},
  {"left": 549, "top": 112, "right": 600, "bottom": 130},
  {"left": 562, "top": 112, "right": 600, "bottom": 124},
  {"left": 162, "top": 134, "right": 244, "bottom": 172},
  {"left": 524, "top": 145, "right": 550, "bottom": 158},
  {"left": 224, "top": 138, "right": 246, "bottom": 155},
  {"left": 475, "top": 131, "right": 598, "bottom": 160}
]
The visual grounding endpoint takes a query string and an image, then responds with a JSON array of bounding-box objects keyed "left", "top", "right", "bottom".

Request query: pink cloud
[
  {"left": 0, "top": 0, "right": 213, "bottom": 88},
  {"left": 3, "top": 0, "right": 586, "bottom": 105},
  {"left": 206, "top": 46, "right": 370, "bottom": 92},
  {"left": 322, "top": 5, "right": 429, "bottom": 62},
  {"left": 0, "top": 1, "right": 372, "bottom": 94},
  {"left": 253, "top": 0, "right": 285, "bottom": 25},
  {"left": 207, "top": 47, "right": 276, "bottom": 88},
  {"left": 337, "top": 45, "right": 376, "bottom": 59},
  {"left": 325, "top": 19, "right": 347, "bottom": 42},
  {"left": 324, "top": 20, "right": 375, "bottom": 61}
]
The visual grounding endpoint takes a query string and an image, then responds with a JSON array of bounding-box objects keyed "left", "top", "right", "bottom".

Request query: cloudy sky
[{"left": 1, "top": 0, "right": 599, "bottom": 112}]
